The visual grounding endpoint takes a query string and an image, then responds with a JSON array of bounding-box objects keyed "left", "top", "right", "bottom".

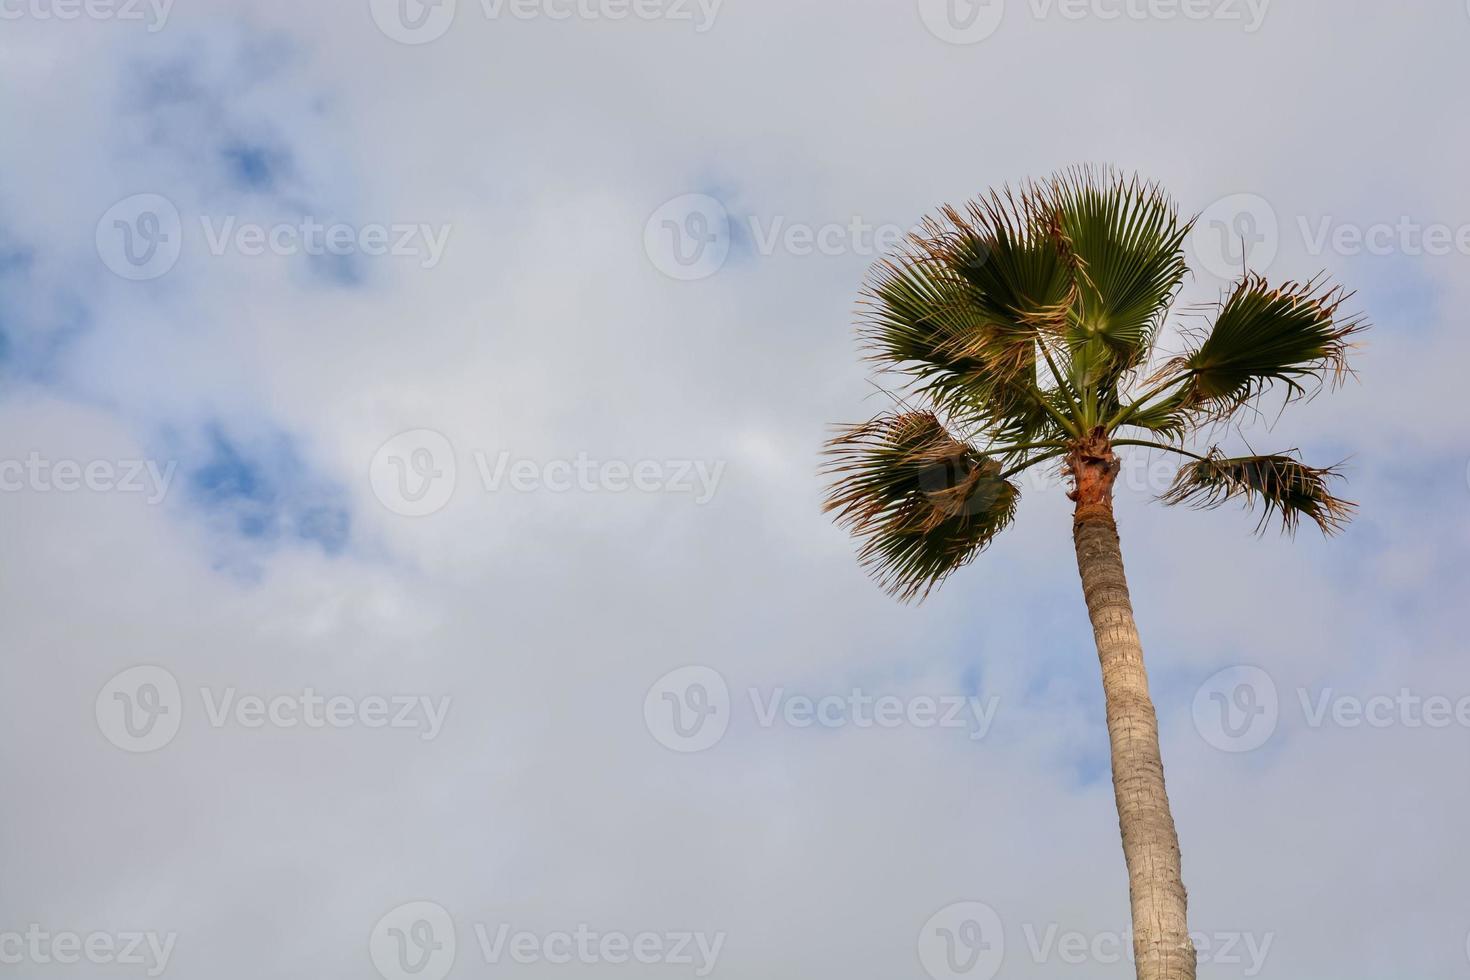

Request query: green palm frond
[
  {"left": 1045, "top": 167, "right": 1192, "bottom": 380},
  {"left": 1116, "top": 390, "right": 1190, "bottom": 443},
  {"left": 923, "top": 192, "right": 1076, "bottom": 339},
  {"left": 1161, "top": 450, "right": 1354, "bottom": 536},
  {"left": 823, "top": 412, "right": 1020, "bottom": 602},
  {"left": 828, "top": 167, "right": 1366, "bottom": 598},
  {"left": 861, "top": 253, "right": 1035, "bottom": 418},
  {"left": 860, "top": 189, "right": 1077, "bottom": 433},
  {"left": 1166, "top": 275, "right": 1365, "bottom": 419}
]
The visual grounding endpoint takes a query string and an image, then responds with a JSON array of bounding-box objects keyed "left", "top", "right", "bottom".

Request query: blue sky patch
[
  {"left": 221, "top": 140, "right": 289, "bottom": 193},
  {"left": 184, "top": 423, "right": 351, "bottom": 556}
]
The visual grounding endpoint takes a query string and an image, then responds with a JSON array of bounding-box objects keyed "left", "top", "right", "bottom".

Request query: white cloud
[{"left": 2, "top": 1, "right": 1468, "bottom": 977}]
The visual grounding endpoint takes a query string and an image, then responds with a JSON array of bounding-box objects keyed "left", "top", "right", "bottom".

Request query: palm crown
[{"left": 824, "top": 166, "right": 1365, "bottom": 601}]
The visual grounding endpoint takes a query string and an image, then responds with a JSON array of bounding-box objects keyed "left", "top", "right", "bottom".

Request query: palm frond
[
  {"left": 861, "top": 253, "right": 1032, "bottom": 413},
  {"left": 827, "top": 168, "right": 1367, "bottom": 604},
  {"left": 1167, "top": 275, "right": 1365, "bottom": 419},
  {"left": 823, "top": 412, "right": 1019, "bottom": 601},
  {"left": 1161, "top": 450, "right": 1355, "bottom": 535},
  {"left": 859, "top": 188, "right": 1081, "bottom": 433},
  {"left": 1044, "top": 166, "right": 1192, "bottom": 379},
  {"left": 921, "top": 191, "right": 1077, "bottom": 341},
  {"left": 1117, "top": 391, "right": 1190, "bottom": 443}
]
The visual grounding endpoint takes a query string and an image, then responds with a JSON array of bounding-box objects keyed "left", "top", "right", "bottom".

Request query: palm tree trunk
[{"left": 1070, "top": 439, "right": 1196, "bottom": 980}]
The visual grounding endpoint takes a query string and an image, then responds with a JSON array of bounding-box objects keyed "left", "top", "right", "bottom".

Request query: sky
[{"left": 1, "top": 1, "right": 1468, "bottom": 978}]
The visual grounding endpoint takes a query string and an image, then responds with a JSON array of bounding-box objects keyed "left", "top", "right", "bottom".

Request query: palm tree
[{"left": 823, "top": 167, "right": 1364, "bottom": 980}]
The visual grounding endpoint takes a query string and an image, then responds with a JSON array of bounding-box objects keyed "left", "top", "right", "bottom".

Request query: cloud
[{"left": 1, "top": 2, "right": 1468, "bottom": 978}]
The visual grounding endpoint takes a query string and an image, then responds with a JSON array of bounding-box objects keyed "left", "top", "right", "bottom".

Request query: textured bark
[{"left": 1069, "top": 434, "right": 1196, "bottom": 980}]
